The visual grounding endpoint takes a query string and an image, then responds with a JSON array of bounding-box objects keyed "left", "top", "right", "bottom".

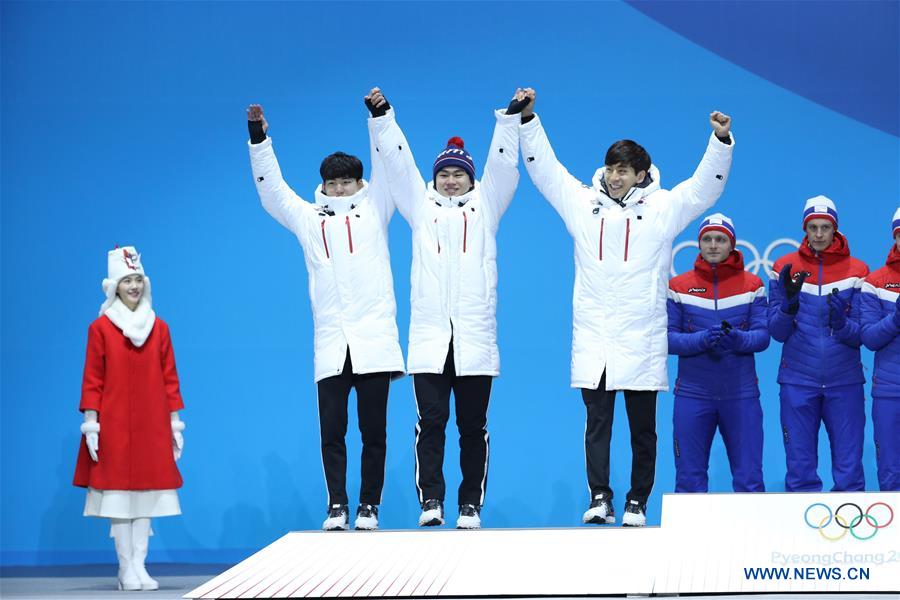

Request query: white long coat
[
  {"left": 249, "top": 137, "right": 405, "bottom": 382},
  {"left": 520, "top": 115, "right": 734, "bottom": 390},
  {"left": 368, "top": 109, "right": 520, "bottom": 376}
]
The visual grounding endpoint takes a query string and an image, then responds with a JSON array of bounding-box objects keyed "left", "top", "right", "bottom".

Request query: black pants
[
  {"left": 581, "top": 371, "right": 657, "bottom": 504},
  {"left": 413, "top": 342, "right": 492, "bottom": 507},
  {"left": 317, "top": 351, "right": 390, "bottom": 507}
]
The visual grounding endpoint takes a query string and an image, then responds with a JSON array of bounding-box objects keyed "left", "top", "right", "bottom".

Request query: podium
[{"left": 186, "top": 491, "right": 899, "bottom": 598}]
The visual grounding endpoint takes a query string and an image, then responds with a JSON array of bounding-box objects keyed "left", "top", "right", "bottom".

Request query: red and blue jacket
[
  {"left": 860, "top": 245, "right": 900, "bottom": 399},
  {"left": 768, "top": 232, "right": 869, "bottom": 388},
  {"left": 667, "top": 250, "right": 769, "bottom": 400}
]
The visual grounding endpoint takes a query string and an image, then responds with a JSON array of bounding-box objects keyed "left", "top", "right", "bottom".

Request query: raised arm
[
  {"left": 663, "top": 112, "right": 734, "bottom": 238},
  {"left": 518, "top": 92, "right": 592, "bottom": 233},
  {"left": 366, "top": 91, "right": 426, "bottom": 226},
  {"left": 363, "top": 88, "right": 396, "bottom": 228},
  {"left": 479, "top": 88, "right": 527, "bottom": 228},
  {"left": 247, "top": 104, "right": 311, "bottom": 233},
  {"left": 860, "top": 283, "right": 900, "bottom": 351}
]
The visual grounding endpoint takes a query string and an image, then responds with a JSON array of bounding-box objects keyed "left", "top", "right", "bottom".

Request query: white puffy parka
[
  {"left": 249, "top": 137, "right": 405, "bottom": 383},
  {"left": 367, "top": 109, "right": 520, "bottom": 376},
  {"left": 520, "top": 115, "right": 734, "bottom": 391}
]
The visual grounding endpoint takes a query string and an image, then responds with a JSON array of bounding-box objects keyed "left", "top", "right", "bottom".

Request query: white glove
[
  {"left": 171, "top": 420, "right": 185, "bottom": 461},
  {"left": 80, "top": 421, "right": 100, "bottom": 462}
]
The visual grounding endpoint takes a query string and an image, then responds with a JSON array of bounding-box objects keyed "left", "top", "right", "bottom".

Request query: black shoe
[
  {"left": 322, "top": 504, "right": 349, "bottom": 531},
  {"left": 354, "top": 504, "right": 379, "bottom": 530},
  {"left": 456, "top": 504, "right": 481, "bottom": 529},
  {"left": 418, "top": 499, "right": 444, "bottom": 527},
  {"left": 622, "top": 500, "right": 646, "bottom": 527},
  {"left": 582, "top": 493, "right": 615, "bottom": 524}
]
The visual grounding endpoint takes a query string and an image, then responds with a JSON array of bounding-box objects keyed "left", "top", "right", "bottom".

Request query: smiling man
[
  {"left": 768, "top": 196, "right": 869, "bottom": 492},
  {"left": 365, "top": 87, "right": 526, "bottom": 529},
  {"left": 519, "top": 90, "right": 734, "bottom": 527}
]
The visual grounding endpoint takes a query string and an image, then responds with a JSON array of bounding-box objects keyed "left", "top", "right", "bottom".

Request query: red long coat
[{"left": 73, "top": 315, "right": 184, "bottom": 490}]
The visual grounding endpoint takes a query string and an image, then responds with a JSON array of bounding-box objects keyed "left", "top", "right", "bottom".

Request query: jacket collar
[
  {"left": 885, "top": 244, "right": 900, "bottom": 268},
  {"left": 798, "top": 230, "right": 851, "bottom": 264},
  {"left": 591, "top": 164, "right": 661, "bottom": 208},
  {"left": 313, "top": 180, "right": 369, "bottom": 215},
  {"left": 693, "top": 249, "right": 745, "bottom": 281},
  {"left": 426, "top": 180, "right": 479, "bottom": 208}
]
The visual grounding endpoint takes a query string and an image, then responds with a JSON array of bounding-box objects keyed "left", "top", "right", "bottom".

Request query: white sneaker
[
  {"left": 456, "top": 504, "right": 481, "bottom": 529},
  {"left": 354, "top": 504, "right": 379, "bottom": 530},
  {"left": 322, "top": 504, "right": 349, "bottom": 531},
  {"left": 621, "top": 500, "right": 646, "bottom": 527},
  {"left": 582, "top": 493, "right": 616, "bottom": 525},
  {"left": 418, "top": 499, "right": 444, "bottom": 527}
]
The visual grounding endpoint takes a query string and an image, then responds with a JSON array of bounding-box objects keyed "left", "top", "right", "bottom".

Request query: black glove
[
  {"left": 506, "top": 97, "right": 530, "bottom": 115},
  {"left": 779, "top": 263, "right": 809, "bottom": 315},
  {"left": 248, "top": 120, "right": 266, "bottom": 144},
  {"left": 365, "top": 97, "right": 391, "bottom": 118}
]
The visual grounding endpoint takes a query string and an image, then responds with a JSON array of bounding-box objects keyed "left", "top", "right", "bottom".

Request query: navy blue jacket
[
  {"left": 668, "top": 251, "right": 769, "bottom": 400},
  {"left": 768, "top": 233, "right": 869, "bottom": 388}
]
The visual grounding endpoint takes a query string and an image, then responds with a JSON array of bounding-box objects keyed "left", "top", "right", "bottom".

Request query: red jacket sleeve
[
  {"left": 159, "top": 322, "right": 185, "bottom": 412},
  {"left": 79, "top": 321, "right": 105, "bottom": 412}
]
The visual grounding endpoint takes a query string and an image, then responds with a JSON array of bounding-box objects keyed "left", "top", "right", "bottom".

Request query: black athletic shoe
[
  {"left": 354, "top": 504, "right": 379, "bottom": 530},
  {"left": 418, "top": 499, "right": 444, "bottom": 527},
  {"left": 582, "top": 493, "right": 616, "bottom": 525},
  {"left": 456, "top": 504, "right": 481, "bottom": 529},
  {"left": 322, "top": 504, "right": 349, "bottom": 531},
  {"left": 622, "top": 499, "right": 646, "bottom": 527}
]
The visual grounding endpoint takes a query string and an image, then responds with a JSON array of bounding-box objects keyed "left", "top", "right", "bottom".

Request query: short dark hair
[
  {"left": 320, "top": 152, "right": 363, "bottom": 183},
  {"left": 604, "top": 140, "right": 651, "bottom": 175}
]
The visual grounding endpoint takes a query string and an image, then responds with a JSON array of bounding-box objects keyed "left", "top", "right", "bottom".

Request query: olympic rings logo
[
  {"left": 803, "top": 502, "right": 894, "bottom": 542},
  {"left": 671, "top": 238, "right": 800, "bottom": 277}
]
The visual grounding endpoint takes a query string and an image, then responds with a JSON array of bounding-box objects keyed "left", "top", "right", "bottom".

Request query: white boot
[
  {"left": 110, "top": 519, "right": 141, "bottom": 591},
  {"left": 131, "top": 518, "right": 159, "bottom": 591}
]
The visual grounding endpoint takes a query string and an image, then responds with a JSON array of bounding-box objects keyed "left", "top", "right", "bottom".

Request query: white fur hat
[{"left": 99, "top": 246, "right": 152, "bottom": 315}]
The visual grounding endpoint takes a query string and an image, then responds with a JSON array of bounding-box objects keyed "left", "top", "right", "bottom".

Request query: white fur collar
[
  {"left": 104, "top": 297, "right": 156, "bottom": 347},
  {"left": 313, "top": 180, "right": 369, "bottom": 215},
  {"left": 426, "top": 180, "right": 480, "bottom": 207}
]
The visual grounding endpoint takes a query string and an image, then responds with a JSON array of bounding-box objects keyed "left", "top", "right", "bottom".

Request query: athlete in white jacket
[
  {"left": 365, "top": 88, "right": 526, "bottom": 529},
  {"left": 519, "top": 91, "right": 733, "bottom": 526},
  {"left": 247, "top": 104, "right": 404, "bottom": 532}
]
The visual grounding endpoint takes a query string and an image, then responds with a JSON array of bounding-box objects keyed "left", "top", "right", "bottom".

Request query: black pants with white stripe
[
  {"left": 317, "top": 351, "right": 390, "bottom": 508},
  {"left": 581, "top": 371, "right": 657, "bottom": 504},
  {"left": 413, "top": 341, "right": 492, "bottom": 507}
]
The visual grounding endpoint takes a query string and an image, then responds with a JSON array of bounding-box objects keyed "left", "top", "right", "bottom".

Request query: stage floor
[{"left": 0, "top": 575, "right": 896, "bottom": 600}]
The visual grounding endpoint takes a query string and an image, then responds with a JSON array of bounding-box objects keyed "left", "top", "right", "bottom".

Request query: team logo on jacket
[{"left": 687, "top": 287, "right": 707, "bottom": 293}]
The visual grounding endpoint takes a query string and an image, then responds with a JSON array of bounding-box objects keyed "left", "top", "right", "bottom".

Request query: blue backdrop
[{"left": 2, "top": 1, "right": 897, "bottom": 566}]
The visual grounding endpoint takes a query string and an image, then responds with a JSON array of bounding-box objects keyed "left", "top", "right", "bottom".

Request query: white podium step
[{"left": 186, "top": 492, "right": 899, "bottom": 598}]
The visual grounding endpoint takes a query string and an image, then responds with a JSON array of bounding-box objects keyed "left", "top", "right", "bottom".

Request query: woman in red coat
[{"left": 73, "top": 246, "right": 185, "bottom": 591}]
